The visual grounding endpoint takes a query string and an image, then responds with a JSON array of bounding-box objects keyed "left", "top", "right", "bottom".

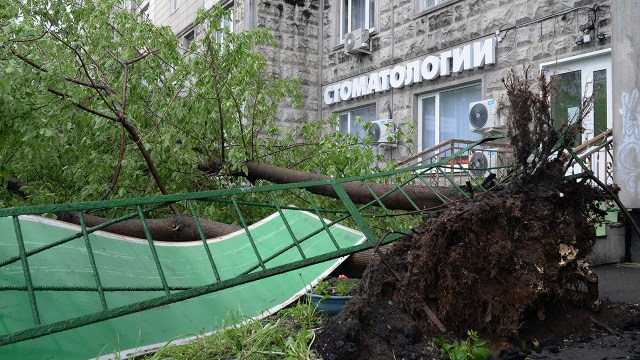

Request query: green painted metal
[
  {"left": 0, "top": 135, "right": 514, "bottom": 359},
  {"left": 0, "top": 211, "right": 366, "bottom": 358}
]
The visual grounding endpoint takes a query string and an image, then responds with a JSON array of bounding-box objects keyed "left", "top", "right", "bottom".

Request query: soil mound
[{"left": 314, "top": 160, "right": 606, "bottom": 359}]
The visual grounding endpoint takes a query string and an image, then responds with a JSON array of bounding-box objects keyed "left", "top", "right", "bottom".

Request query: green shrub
[{"left": 435, "top": 330, "right": 491, "bottom": 360}]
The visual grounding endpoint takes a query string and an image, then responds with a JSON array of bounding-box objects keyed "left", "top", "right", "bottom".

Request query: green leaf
[{"left": 471, "top": 347, "right": 491, "bottom": 360}]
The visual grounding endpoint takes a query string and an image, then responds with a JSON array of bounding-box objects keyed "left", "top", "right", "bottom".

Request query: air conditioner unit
[
  {"left": 344, "top": 28, "right": 371, "bottom": 55},
  {"left": 468, "top": 150, "right": 500, "bottom": 178},
  {"left": 468, "top": 99, "right": 506, "bottom": 133},
  {"left": 370, "top": 119, "right": 396, "bottom": 145}
]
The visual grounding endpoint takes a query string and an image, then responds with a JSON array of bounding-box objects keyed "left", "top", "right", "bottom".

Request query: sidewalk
[{"left": 595, "top": 262, "right": 640, "bottom": 303}]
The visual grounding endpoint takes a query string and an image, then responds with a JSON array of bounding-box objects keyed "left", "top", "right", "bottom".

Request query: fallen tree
[
  {"left": 3, "top": 1, "right": 442, "bottom": 241},
  {"left": 57, "top": 212, "right": 241, "bottom": 241},
  {"left": 313, "top": 70, "right": 611, "bottom": 359}
]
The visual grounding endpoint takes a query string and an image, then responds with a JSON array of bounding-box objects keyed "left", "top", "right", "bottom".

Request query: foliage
[
  {"left": 143, "top": 301, "right": 323, "bottom": 359},
  {"left": 312, "top": 275, "right": 357, "bottom": 296},
  {"left": 0, "top": 0, "right": 386, "bottom": 227},
  {"left": 1, "top": 0, "right": 184, "bottom": 207},
  {"left": 435, "top": 330, "right": 491, "bottom": 360}
]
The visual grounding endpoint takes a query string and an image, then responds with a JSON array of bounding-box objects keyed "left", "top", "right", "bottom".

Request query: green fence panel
[
  {"left": 0, "top": 135, "right": 517, "bottom": 359},
  {"left": 0, "top": 211, "right": 365, "bottom": 359}
]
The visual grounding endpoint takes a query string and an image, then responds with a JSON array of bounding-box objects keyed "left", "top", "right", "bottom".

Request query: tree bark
[
  {"left": 7, "top": 177, "right": 27, "bottom": 199},
  {"left": 200, "top": 160, "right": 465, "bottom": 211},
  {"left": 57, "top": 212, "right": 242, "bottom": 242}
]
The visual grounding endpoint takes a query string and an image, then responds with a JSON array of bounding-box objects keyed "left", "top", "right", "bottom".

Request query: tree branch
[
  {"left": 10, "top": 47, "right": 47, "bottom": 72},
  {"left": 47, "top": 88, "right": 118, "bottom": 121},
  {"left": 98, "top": 126, "right": 126, "bottom": 201},
  {"left": 199, "top": 160, "right": 464, "bottom": 211},
  {"left": 58, "top": 212, "right": 242, "bottom": 241},
  {"left": 11, "top": 46, "right": 114, "bottom": 94},
  {"left": 206, "top": 38, "right": 227, "bottom": 162},
  {"left": 120, "top": 120, "right": 179, "bottom": 215},
  {"left": 125, "top": 48, "right": 159, "bottom": 65},
  {"left": 6, "top": 177, "right": 28, "bottom": 199},
  {"left": 48, "top": 30, "right": 118, "bottom": 114}
]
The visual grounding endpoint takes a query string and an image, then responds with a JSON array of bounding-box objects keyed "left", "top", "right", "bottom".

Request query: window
[
  {"left": 416, "top": 0, "right": 453, "bottom": 13},
  {"left": 140, "top": 3, "right": 150, "bottom": 16},
  {"left": 341, "top": 0, "right": 375, "bottom": 39},
  {"left": 338, "top": 104, "right": 377, "bottom": 139},
  {"left": 418, "top": 83, "right": 482, "bottom": 154},
  {"left": 171, "top": 0, "right": 180, "bottom": 12},
  {"left": 216, "top": 3, "right": 234, "bottom": 44},
  {"left": 542, "top": 51, "right": 612, "bottom": 143},
  {"left": 182, "top": 29, "right": 195, "bottom": 51}
]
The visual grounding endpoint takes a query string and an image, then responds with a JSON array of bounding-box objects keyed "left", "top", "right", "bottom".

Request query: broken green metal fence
[{"left": 0, "top": 136, "right": 512, "bottom": 357}]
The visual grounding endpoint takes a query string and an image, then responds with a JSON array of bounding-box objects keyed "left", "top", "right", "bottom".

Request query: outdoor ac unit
[
  {"left": 344, "top": 28, "right": 371, "bottom": 55},
  {"left": 370, "top": 119, "right": 395, "bottom": 145},
  {"left": 468, "top": 150, "right": 500, "bottom": 178},
  {"left": 468, "top": 99, "right": 506, "bottom": 133}
]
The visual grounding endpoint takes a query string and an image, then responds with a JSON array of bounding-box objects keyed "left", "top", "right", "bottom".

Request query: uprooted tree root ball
[
  {"left": 314, "top": 162, "right": 606, "bottom": 359},
  {"left": 313, "top": 70, "right": 608, "bottom": 359}
]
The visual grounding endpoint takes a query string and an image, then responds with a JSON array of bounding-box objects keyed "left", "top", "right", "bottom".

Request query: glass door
[
  {"left": 543, "top": 51, "right": 612, "bottom": 143},
  {"left": 541, "top": 50, "right": 612, "bottom": 182}
]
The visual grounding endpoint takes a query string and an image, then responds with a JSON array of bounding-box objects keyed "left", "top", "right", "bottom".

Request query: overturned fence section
[{"left": 0, "top": 135, "right": 580, "bottom": 358}]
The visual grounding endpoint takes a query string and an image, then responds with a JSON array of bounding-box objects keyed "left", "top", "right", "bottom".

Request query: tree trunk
[
  {"left": 201, "top": 160, "right": 465, "bottom": 211},
  {"left": 26, "top": 158, "right": 464, "bottom": 243},
  {"left": 57, "top": 212, "right": 242, "bottom": 242},
  {"left": 7, "top": 177, "right": 27, "bottom": 199}
]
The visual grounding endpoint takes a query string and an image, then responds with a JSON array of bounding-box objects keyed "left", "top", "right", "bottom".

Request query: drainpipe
[{"left": 317, "top": 0, "right": 324, "bottom": 120}]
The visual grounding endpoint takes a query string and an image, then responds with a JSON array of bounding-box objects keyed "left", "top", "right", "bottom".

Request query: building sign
[{"left": 323, "top": 37, "right": 496, "bottom": 106}]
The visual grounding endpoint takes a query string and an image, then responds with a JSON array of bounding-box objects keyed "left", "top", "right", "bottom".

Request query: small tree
[{"left": 2, "top": 0, "right": 397, "bottom": 237}]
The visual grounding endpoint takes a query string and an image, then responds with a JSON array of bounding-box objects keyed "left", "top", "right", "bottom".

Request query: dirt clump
[{"left": 314, "top": 160, "right": 607, "bottom": 359}]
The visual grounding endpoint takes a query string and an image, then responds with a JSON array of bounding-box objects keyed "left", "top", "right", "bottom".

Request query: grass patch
[{"left": 143, "top": 300, "right": 327, "bottom": 359}]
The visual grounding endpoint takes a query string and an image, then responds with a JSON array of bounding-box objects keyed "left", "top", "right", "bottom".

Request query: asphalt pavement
[{"left": 595, "top": 262, "right": 640, "bottom": 304}]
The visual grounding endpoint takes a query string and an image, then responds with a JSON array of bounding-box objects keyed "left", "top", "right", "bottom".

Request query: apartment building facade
[
  {"left": 134, "top": 0, "right": 612, "bottom": 158},
  {"left": 131, "top": 0, "right": 640, "bottom": 259}
]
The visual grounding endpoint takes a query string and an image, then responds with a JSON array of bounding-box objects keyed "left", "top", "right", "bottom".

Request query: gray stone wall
[
  {"left": 319, "top": 0, "right": 612, "bottom": 159},
  {"left": 255, "top": 0, "right": 321, "bottom": 128}
]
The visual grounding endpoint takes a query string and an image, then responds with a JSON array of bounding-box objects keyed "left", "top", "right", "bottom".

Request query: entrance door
[
  {"left": 541, "top": 50, "right": 613, "bottom": 184},
  {"left": 541, "top": 50, "right": 612, "bottom": 143}
]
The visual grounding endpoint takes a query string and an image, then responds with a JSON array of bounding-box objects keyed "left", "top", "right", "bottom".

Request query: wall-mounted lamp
[
  {"left": 597, "top": 33, "right": 606, "bottom": 43},
  {"left": 575, "top": 32, "right": 592, "bottom": 46}
]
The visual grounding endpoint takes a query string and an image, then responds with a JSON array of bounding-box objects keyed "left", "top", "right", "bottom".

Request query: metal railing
[
  {"left": 398, "top": 129, "right": 614, "bottom": 188},
  {"left": 565, "top": 129, "right": 614, "bottom": 186},
  {"left": 0, "top": 137, "right": 513, "bottom": 347}
]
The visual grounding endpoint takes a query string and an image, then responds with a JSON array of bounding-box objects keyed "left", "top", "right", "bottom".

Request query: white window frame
[
  {"left": 415, "top": 0, "right": 458, "bottom": 15},
  {"left": 417, "top": 82, "right": 482, "bottom": 153},
  {"left": 216, "top": 3, "right": 234, "bottom": 44},
  {"left": 337, "top": 104, "right": 380, "bottom": 160},
  {"left": 171, "top": 0, "right": 180, "bottom": 12},
  {"left": 337, "top": 104, "right": 377, "bottom": 137},
  {"left": 340, "top": 0, "right": 375, "bottom": 40},
  {"left": 182, "top": 29, "right": 195, "bottom": 51},
  {"left": 540, "top": 49, "right": 612, "bottom": 141}
]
